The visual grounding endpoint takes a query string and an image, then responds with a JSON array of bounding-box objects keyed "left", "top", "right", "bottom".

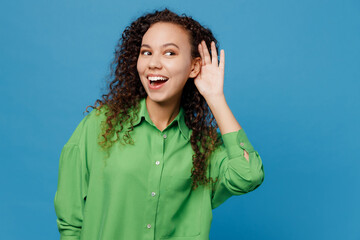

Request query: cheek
[
  {"left": 136, "top": 58, "right": 145, "bottom": 74},
  {"left": 136, "top": 62, "right": 141, "bottom": 74},
  {"left": 168, "top": 59, "right": 192, "bottom": 76}
]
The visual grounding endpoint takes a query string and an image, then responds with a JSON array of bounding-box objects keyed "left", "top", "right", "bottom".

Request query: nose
[{"left": 148, "top": 53, "right": 162, "bottom": 69}]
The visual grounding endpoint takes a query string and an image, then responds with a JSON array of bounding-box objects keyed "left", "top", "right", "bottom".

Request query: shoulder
[
  {"left": 65, "top": 105, "right": 110, "bottom": 146},
  {"left": 84, "top": 105, "right": 110, "bottom": 125}
]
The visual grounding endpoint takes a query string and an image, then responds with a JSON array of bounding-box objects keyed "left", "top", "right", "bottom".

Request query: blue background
[{"left": 1, "top": 0, "right": 359, "bottom": 239}]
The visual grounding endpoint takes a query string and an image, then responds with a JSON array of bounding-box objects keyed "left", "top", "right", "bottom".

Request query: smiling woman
[
  {"left": 137, "top": 22, "right": 200, "bottom": 106},
  {"left": 54, "top": 7, "right": 264, "bottom": 240}
]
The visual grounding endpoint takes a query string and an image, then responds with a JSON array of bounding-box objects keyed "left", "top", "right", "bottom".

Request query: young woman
[{"left": 54, "top": 8, "right": 265, "bottom": 240}]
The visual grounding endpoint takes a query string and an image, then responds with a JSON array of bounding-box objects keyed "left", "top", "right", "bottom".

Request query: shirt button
[
  {"left": 163, "top": 134, "right": 167, "bottom": 139},
  {"left": 155, "top": 161, "right": 160, "bottom": 165},
  {"left": 151, "top": 192, "right": 156, "bottom": 197},
  {"left": 147, "top": 224, "right": 152, "bottom": 229},
  {"left": 240, "top": 142, "right": 244, "bottom": 146}
]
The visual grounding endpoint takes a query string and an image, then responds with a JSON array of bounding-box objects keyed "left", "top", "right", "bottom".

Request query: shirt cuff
[{"left": 221, "top": 128, "right": 255, "bottom": 159}]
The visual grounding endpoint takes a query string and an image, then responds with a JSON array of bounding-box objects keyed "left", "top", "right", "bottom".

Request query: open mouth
[{"left": 148, "top": 76, "right": 169, "bottom": 87}]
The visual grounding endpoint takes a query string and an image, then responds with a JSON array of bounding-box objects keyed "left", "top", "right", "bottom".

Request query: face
[{"left": 137, "top": 22, "right": 200, "bottom": 105}]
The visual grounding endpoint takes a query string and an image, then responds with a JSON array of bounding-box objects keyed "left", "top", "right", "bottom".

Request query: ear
[{"left": 189, "top": 57, "right": 201, "bottom": 78}]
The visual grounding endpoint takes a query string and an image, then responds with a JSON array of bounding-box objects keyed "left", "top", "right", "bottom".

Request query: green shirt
[{"left": 54, "top": 97, "right": 265, "bottom": 240}]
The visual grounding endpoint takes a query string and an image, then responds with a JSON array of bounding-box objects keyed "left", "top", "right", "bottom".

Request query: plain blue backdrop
[{"left": 1, "top": 0, "right": 359, "bottom": 239}]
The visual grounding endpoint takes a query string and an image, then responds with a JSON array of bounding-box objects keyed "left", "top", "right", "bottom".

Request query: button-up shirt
[{"left": 54, "top": 97, "right": 265, "bottom": 240}]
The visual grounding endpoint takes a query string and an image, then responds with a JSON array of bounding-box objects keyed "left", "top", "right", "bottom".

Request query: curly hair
[{"left": 85, "top": 7, "right": 223, "bottom": 190}]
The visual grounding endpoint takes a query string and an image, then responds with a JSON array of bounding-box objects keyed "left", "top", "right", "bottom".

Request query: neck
[{"left": 145, "top": 96, "right": 181, "bottom": 131}]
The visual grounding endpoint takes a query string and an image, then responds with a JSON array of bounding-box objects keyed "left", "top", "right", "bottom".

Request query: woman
[{"left": 54, "top": 8, "right": 264, "bottom": 240}]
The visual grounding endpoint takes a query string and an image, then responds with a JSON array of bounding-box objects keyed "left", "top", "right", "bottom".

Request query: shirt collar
[{"left": 128, "top": 97, "right": 191, "bottom": 141}]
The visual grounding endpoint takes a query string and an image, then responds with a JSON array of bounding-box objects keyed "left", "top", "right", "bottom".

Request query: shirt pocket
[{"left": 160, "top": 176, "right": 202, "bottom": 238}]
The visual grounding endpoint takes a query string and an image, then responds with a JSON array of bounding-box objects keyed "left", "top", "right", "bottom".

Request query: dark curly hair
[{"left": 85, "top": 8, "right": 223, "bottom": 190}]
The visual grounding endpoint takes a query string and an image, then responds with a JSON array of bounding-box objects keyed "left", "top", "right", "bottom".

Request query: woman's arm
[
  {"left": 54, "top": 143, "right": 88, "bottom": 240},
  {"left": 205, "top": 95, "right": 249, "bottom": 161},
  {"left": 54, "top": 115, "right": 91, "bottom": 240},
  {"left": 195, "top": 40, "right": 248, "bottom": 160},
  {"left": 195, "top": 40, "right": 264, "bottom": 209},
  {"left": 210, "top": 129, "right": 264, "bottom": 209}
]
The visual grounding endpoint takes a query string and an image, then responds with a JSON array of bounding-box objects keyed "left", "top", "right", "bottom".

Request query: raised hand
[{"left": 194, "top": 40, "right": 225, "bottom": 100}]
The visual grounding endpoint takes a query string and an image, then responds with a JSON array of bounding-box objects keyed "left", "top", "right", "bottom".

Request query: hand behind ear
[{"left": 193, "top": 41, "right": 225, "bottom": 98}]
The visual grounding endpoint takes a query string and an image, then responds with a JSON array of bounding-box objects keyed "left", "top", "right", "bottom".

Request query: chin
[{"left": 147, "top": 95, "right": 168, "bottom": 103}]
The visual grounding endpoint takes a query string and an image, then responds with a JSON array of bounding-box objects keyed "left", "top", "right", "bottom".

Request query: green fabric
[{"left": 54, "top": 97, "right": 265, "bottom": 240}]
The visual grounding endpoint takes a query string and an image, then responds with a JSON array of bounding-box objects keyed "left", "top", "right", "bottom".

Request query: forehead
[{"left": 141, "top": 22, "right": 191, "bottom": 47}]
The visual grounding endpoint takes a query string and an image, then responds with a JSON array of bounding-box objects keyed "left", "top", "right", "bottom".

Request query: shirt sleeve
[
  {"left": 54, "top": 143, "right": 89, "bottom": 240},
  {"left": 210, "top": 128, "right": 265, "bottom": 209}
]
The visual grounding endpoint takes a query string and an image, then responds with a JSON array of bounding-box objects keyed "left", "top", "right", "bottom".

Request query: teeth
[{"left": 148, "top": 76, "right": 168, "bottom": 81}]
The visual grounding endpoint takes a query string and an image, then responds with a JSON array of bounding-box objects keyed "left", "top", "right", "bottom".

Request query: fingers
[
  {"left": 198, "top": 43, "right": 205, "bottom": 65},
  {"left": 210, "top": 41, "right": 218, "bottom": 66},
  {"left": 201, "top": 40, "right": 211, "bottom": 65},
  {"left": 198, "top": 40, "right": 223, "bottom": 68},
  {"left": 219, "top": 49, "right": 225, "bottom": 70}
]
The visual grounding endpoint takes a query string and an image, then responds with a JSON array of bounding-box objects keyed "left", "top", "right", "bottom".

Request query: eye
[
  {"left": 165, "top": 51, "right": 176, "bottom": 56},
  {"left": 141, "top": 50, "right": 151, "bottom": 56}
]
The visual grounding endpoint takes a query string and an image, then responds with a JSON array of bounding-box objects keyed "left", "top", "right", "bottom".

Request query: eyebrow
[{"left": 141, "top": 43, "right": 180, "bottom": 49}]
